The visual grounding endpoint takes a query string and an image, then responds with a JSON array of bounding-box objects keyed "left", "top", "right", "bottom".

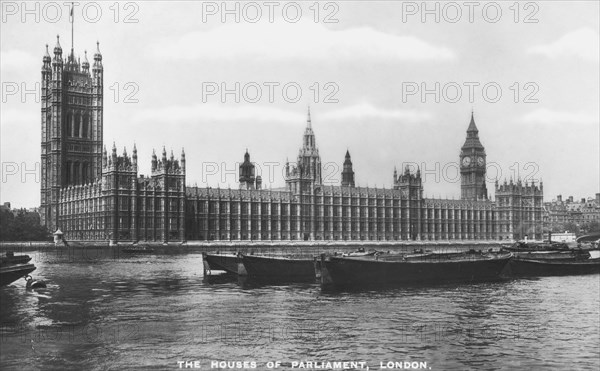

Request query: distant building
[
  {"left": 543, "top": 193, "right": 600, "bottom": 232},
  {"left": 39, "top": 36, "right": 544, "bottom": 243}
]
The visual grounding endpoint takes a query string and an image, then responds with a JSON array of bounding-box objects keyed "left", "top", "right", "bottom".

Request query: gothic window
[
  {"left": 82, "top": 114, "right": 89, "bottom": 138},
  {"left": 67, "top": 112, "right": 73, "bottom": 137},
  {"left": 74, "top": 112, "right": 81, "bottom": 137}
]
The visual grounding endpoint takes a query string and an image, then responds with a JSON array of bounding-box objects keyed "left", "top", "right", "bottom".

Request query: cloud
[
  {"left": 132, "top": 104, "right": 305, "bottom": 124},
  {"left": 320, "top": 102, "right": 432, "bottom": 123},
  {"left": 131, "top": 103, "right": 432, "bottom": 126},
  {"left": 518, "top": 108, "right": 599, "bottom": 126},
  {"left": 0, "top": 50, "right": 38, "bottom": 73},
  {"left": 151, "top": 22, "right": 455, "bottom": 62},
  {"left": 529, "top": 28, "right": 600, "bottom": 62}
]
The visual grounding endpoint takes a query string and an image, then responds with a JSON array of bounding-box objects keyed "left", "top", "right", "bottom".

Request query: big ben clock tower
[{"left": 460, "top": 112, "right": 487, "bottom": 200}]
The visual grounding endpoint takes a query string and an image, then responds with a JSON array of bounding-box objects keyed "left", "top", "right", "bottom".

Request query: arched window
[
  {"left": 82, "top": 163, "right": 88, "bottom": 184},
  {"left": 66, "top": 112, "right": 73, "bottom": 137},
  {"left": 74, "top": 112, "right": 81, "bottom": 137},
  {"left": 82, "top": 114, "right": 89, "bottom": 138}
]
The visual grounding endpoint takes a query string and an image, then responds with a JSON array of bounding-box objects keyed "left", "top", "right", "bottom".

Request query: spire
[
  {"left": 54, "top": 35, "right": 62, "bottom": 55},
  {"left": 93, "top": 41, "right": 102, "bottom": 68},
  {"left": 82, "top": 50, "right": 89, "bottom": 71},
  {"left": 461, "top": 110, "right": 484, "bottom": 150},
  {"left": 345, "top": 149, "right": 350, "bottom": 159},
  {"left": 467, "top": 110, "right": 478, "bottom": 135},
  {"left": 43, "top": 44, "right": 51, "bottom": 64},
  {"left": 307, "top": 106, "right": 312, "bottom": 128}
]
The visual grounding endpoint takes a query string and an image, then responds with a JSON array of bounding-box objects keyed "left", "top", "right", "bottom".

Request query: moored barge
[
  {"left": 320, "top": 251, "right": 512, "bottom": 287},
  {"left": 240, "top": 254, "right": 320, "bottom": 282},
  {"left": 203, "top": 252, "right": 247, "bottom": 275},
  {"left": 508, "top": 258, "right": 600, "bottom": 276}
]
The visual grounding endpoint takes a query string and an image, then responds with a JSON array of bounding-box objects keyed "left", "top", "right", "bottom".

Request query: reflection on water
[{"left": 1, "top": 249, "right": 599, "bottom": 370}]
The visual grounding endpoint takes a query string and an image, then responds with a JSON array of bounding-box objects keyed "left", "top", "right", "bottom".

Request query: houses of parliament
[{"left": 40, "top": 36, "right": 544, "bottom": 243}]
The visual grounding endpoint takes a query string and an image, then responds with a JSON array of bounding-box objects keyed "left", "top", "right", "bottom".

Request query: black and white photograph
[{"left": 1, "top": 1, "right": 599, "bottom": 370}]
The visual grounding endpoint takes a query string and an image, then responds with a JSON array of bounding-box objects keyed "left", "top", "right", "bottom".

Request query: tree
[
  {"left": 0, "top": 209, "right": 51, "bottom": 241},
  {"left": 562, "top": 221, "right": 580, "bottom": 235}
]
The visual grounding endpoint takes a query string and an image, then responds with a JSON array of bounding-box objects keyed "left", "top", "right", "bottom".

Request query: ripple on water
[{"left": 1, "top": 252, "right": 598, "bottom": 370}]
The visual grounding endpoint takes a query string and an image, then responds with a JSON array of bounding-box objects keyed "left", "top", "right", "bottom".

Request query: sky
[{"left": 1, "top": 0, "right": 599, "bottom": 208}]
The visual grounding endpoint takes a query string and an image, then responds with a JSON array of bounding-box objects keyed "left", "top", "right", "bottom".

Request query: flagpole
[{"left": 70, "top": 2, "right": 74, "bottom": 58}]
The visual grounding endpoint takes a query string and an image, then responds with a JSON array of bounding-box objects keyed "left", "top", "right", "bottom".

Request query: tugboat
[
  {"left": 0, "top": 252, "right": 37, "bottom": 287},
  {"left": 320, "top": 250, "right": 513, "bottom": 287}
]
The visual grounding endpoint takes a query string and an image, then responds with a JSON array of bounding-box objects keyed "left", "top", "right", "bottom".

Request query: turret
[
  {"left": 111, "top": 142, "right": 117, "bottom": 163},
  {"left": 93, "top": 41, "right": 103, "bottom": 69},
  {"left": 181, "top": 148, "right": 186, "bottom": 173},
  {"left": 341, "top": 150, "right": 355, "bottom": 187},
  {"left": 42, "top": 44, "right": 51, "bottom": 71},
  {"left": 53, "top": 35, "right": 63, "bottom": 59},
  {"left": 239, "top": 149, "right": 256, "bottom": 190},
  {"left": 151, "top": 149, "right": 158, "bottom": 171},
  {"left": 82, "top": 50, "right": 90, "bottom": 73},
  {"left": 102, "top": 145, "right": 108, "bottom": 168},
  {"left": 132, "top": 143, "right": 138, "bottom": 171}
]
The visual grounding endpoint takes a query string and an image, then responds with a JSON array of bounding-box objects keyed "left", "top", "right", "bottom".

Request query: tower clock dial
[
  {"left": 462, "top": 157, "right": 471, "bottom": 166},
  {"left": 477, "top": 156, "right": 485, "bottom": 166}
]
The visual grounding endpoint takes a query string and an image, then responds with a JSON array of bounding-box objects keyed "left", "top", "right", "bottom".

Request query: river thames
[{"left": 1, "top": 248, "right": 599, "bottom": 370}]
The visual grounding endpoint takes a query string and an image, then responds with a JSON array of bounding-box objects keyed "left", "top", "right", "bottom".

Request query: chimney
[
  {"left": 596, "top": 193, "right": 600, "bottom": 204},
  {"left": 581, "top": 198, "right": 585, "bottom": 203},
  {"left": 568, "top": 196, "right": 573, "bottom": 203},
  {"left": 557, "top": 195, "right": 562, "bottom": 202}
]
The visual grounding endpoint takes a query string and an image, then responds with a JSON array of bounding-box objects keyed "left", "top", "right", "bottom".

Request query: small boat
[
  {"left": 511, "top": 250, "right": 591, "bottom": 261},
  {"left": 203, "top": 252, "right": 247, "bottom": 275},
  {"left": 509, "top": 257, "right": 600, "bottom": 276},
  {"left": 122, "top": 245, "right": 154, "bottom": 254},
  {"left": 506, "top": 241, "right": 569, "bottom": 252},
  {"left": 240, "top": 254, "right": 319, "bottom": 282},
  {"left": 341, "top": 248, "right": 379, "bottom": 257},
  {"left": 320, "top": 251, "right": 513, "bottom": 287},
  {"left": 0, "top": 252, "right": 37, "bottom": 287}
]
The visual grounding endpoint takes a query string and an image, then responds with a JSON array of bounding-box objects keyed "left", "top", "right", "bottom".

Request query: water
[{"left": 1, "top": 249, "right": 599, "bottom": 370}]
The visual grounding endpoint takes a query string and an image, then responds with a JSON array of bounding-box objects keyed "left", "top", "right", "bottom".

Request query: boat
[
  {"left": 506, "top": 241, "right": 569, "bottom": 252},
  {"left": 240, "top": 254, "right": 320, "bottom": 282},
  {"left": 508, "top": 257, "right": 600, "bottom": 276},
  {"left": 341, "top": 248, "right": 379, "bottom": 257},
  {"left": 320, "top": 251, "right": 513, "bottom": 287},
  {"left": 0, "top": 252, "right": 37, "bottom": 287},
  {"left": 203, "top": 252, "right": 247, "bottom": 275},
  {"left": 122, "top": 245, "right": 154, "bottom": 254},
  {"left": 511, "top": 250, "right": 591, "bottom": 261}
]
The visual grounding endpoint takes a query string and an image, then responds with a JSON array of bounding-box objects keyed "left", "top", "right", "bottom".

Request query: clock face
[
  {"left": 462, "top": 157, "right": 471, "bottom": 166},
  {"left": 477, "top": 156, "right": 485, "bottom": 166}
]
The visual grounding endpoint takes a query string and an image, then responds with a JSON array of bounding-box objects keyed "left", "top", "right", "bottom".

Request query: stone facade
[{"left": 40, "top": 37, "right": 544, "bottom": 242}]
